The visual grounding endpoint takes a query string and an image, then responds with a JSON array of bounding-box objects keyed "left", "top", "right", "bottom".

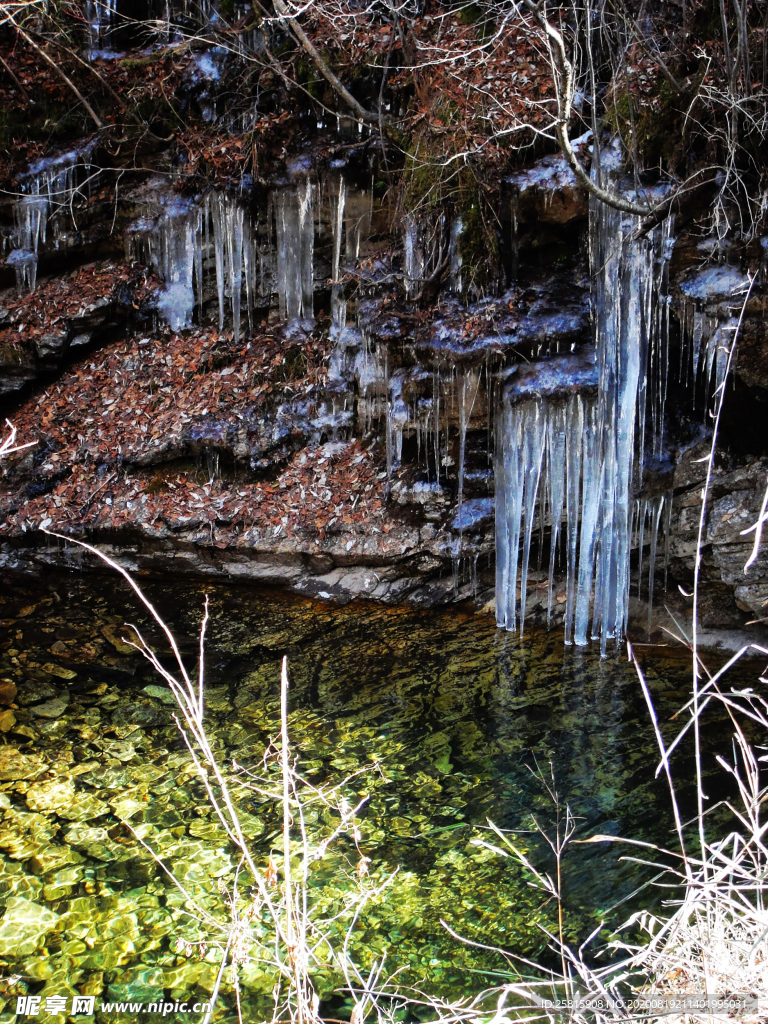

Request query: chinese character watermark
[{"left": 16, "top": 994, "right": 95, "bottom": 1016}]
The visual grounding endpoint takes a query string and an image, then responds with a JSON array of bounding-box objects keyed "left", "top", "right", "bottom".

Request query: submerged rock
[
  {"left": 29, "top": 692, "right": 70, "bottom": 719},
  {"left": 0, "top": 896, "right": 60, "bottom": 956},
  {"left": 0, "top": 747, "right": 46, "bottom": 781},
  {"left": 26, "top": 779, "right": 76, "bottom": 813}
]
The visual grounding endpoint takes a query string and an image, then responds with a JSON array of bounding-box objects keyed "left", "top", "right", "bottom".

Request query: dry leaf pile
[{"left": 1, "top": 317, "right": 390, "bottom": 551}]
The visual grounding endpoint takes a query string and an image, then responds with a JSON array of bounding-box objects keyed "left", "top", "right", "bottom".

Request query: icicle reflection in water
[
  {"left": 10, "top": 150, "right": 93, "bottom": 293},
  {"left": 495, "top": 197, "right": 672, "bottom": 652},
  {"left": 633, "top": 491, "right": 673, "bottom": 635}
]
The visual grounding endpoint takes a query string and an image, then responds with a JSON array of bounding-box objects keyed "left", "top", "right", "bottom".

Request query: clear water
[{"left": 0, "top": 570, "right": 748, "bottom": 1020}]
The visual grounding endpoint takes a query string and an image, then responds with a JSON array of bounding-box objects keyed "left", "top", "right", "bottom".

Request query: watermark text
[{"left": 16, "top": 996, "right": 211, "bottom": 1016}]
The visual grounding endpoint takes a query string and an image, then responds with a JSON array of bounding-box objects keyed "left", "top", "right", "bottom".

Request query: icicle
[
  {"left": 404, "top": 212, "right": 447, "bottom": 300},
  {"left": 495, "top": 394, "right": 581, "bottom": 637},
  {"left": 85, "top": 0, "right": 114, "bottom": 55},
  {"left": 330, "top": 176, "right": 347, "bottom": 327},
  {"left": 404, "top": 215, "right": 421, "bottom": 300},
  {"left": 495, "top": 394, "right": 522, "bottom": 632},
  {"left": 494, "top": 176, "right": 671, "bottom": 649},
  {"left": 637, "top": 498, "right": 647, "bottom": 596},
  {"left": 10, "top": 148, "right": 91, "bottom": 293},
  {"left": 705, "top": 319, "right": 736, "bottom": 414},
  {"left": 456, "top": 368, "right": 480, "bottom": 516},
  {"left": 563, "top": 396, "right": 584, "bottom": 644},
  {"left": 645, "top": 221, "right": 674, "bottom": 458},
  {"left": 299, "top": 179, "right": 314, "bottom": 316},
  {"left": 518, "top": 403, "right": 547, "bottom": 633},
  {"left": 546, "top": 402, "right": 567, "bottom": 629},
  {"left": 662, "top": 490, "right": 672, "bottom": 591},
  {"left": 433, "top": 364, "right": 441, "bottom": 484},
  {"left": 345, "top": 185, "right": 370, "bottom": 266},
  {"left": 387, "top": 371, "right": 408, "bottom": 479},
  {"left": 646, "top": 495, "right": 664, "bottom": 636},
  {"left": 210, "top": 195, "right": 227, "bottom": 330},
  {"left": 275, "top": 181, "right": 314, "bottom": 320},
  {"left": 449, "top": 217, "right": 463, "bottom": 294},
  {"left": 130, "top": 190, "right": 251, "bottom": 335},
  {"left": 243, "top": 225, "right": 254, "bottom": 332},
  {"left": 573, "top": 399, "right": 602, "bottom": 647},
  {"left": 510, "top": 191, "right": 520, "bottom": 283},
  {"left": 151, "top": 199, "right": 200, "bottom": 331}
]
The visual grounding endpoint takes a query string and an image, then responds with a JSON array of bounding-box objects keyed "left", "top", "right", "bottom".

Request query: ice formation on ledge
[
  {"left": 495, "top": 196, "right": 673, "bottom": 652},
  {"left": 679, "top": 306, "right": 741, "bottom": 417},
  {"left": 10, "top": 149, "right": 93, "bottom": 293},
  {"left": 129, "top": 182, "right": 318, "bottom": 337}
]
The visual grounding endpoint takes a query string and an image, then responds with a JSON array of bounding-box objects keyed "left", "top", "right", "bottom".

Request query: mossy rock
[{"left": 607, "top": 80, "right": 684, "bottom": 167}]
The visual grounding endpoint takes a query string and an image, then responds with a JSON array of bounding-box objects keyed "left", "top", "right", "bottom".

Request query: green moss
[
  {"left": 606, "top": 80, "right": 682, "bottom": 166},
  {"left": 0, "top": 108, "right": 27, "bottom": 150},
  {"left": 0, "top": 345, "right": 25, "bottom": 367},
  {"left": 454, "top": 2, "right": 483, "bottom": 24},
  {"left": 0, "top": 97, "right": 89, "bottom": 149},
  {"left": 457, "top": 199, "right": 499, "bottom": 296},
  {"left": 403, "top": 146, "right": 446, "bottom": 212},
  {"left": 119, "top": 52, "right": 165, "bottom": 71},
  {"left": 144, "top": 474, "right": 168, "bottom": 495},
  {"left": 294, "top": 55, "right": 322, "bottom": 98},
  {"left": 401, "top": 132, "right": 500, "bottom": 296}
]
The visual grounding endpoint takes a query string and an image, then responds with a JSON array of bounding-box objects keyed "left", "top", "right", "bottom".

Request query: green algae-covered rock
[
  {"left": 141, "top": 685, "right": 177, "bottom": 705},
  {"left": 28, "top": 846, "right": 83, "bottom": 876},
  {"left": 29, "top": 692, "right": 70, "bottom": 719}
]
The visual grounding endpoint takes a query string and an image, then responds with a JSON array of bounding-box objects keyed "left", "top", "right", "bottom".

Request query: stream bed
[{"left": 0, "top": 567, "right": 752, "bottom": 1021}]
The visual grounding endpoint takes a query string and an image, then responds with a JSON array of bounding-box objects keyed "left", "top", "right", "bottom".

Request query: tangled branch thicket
[{"left": 4, "top": 0, "right": 768, "bottom": 244}]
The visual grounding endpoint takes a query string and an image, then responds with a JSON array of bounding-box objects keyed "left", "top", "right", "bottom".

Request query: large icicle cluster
[
  {"left": 495, "top": 196, "right": 673, "bottom": 652},
  {"left": 495, "top": 374, "right": 598, "bottom": 643},
  {"left": 129, "top": 174, "right": 383, "bottom": 337},
  {"left": 8, "top": 149, "right": 93, "bottom": 293}
]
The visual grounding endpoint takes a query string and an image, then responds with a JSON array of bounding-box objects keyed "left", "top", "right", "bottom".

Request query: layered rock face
[{"left": 1, "top": 126, "right": 767, "bottom": 652}]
